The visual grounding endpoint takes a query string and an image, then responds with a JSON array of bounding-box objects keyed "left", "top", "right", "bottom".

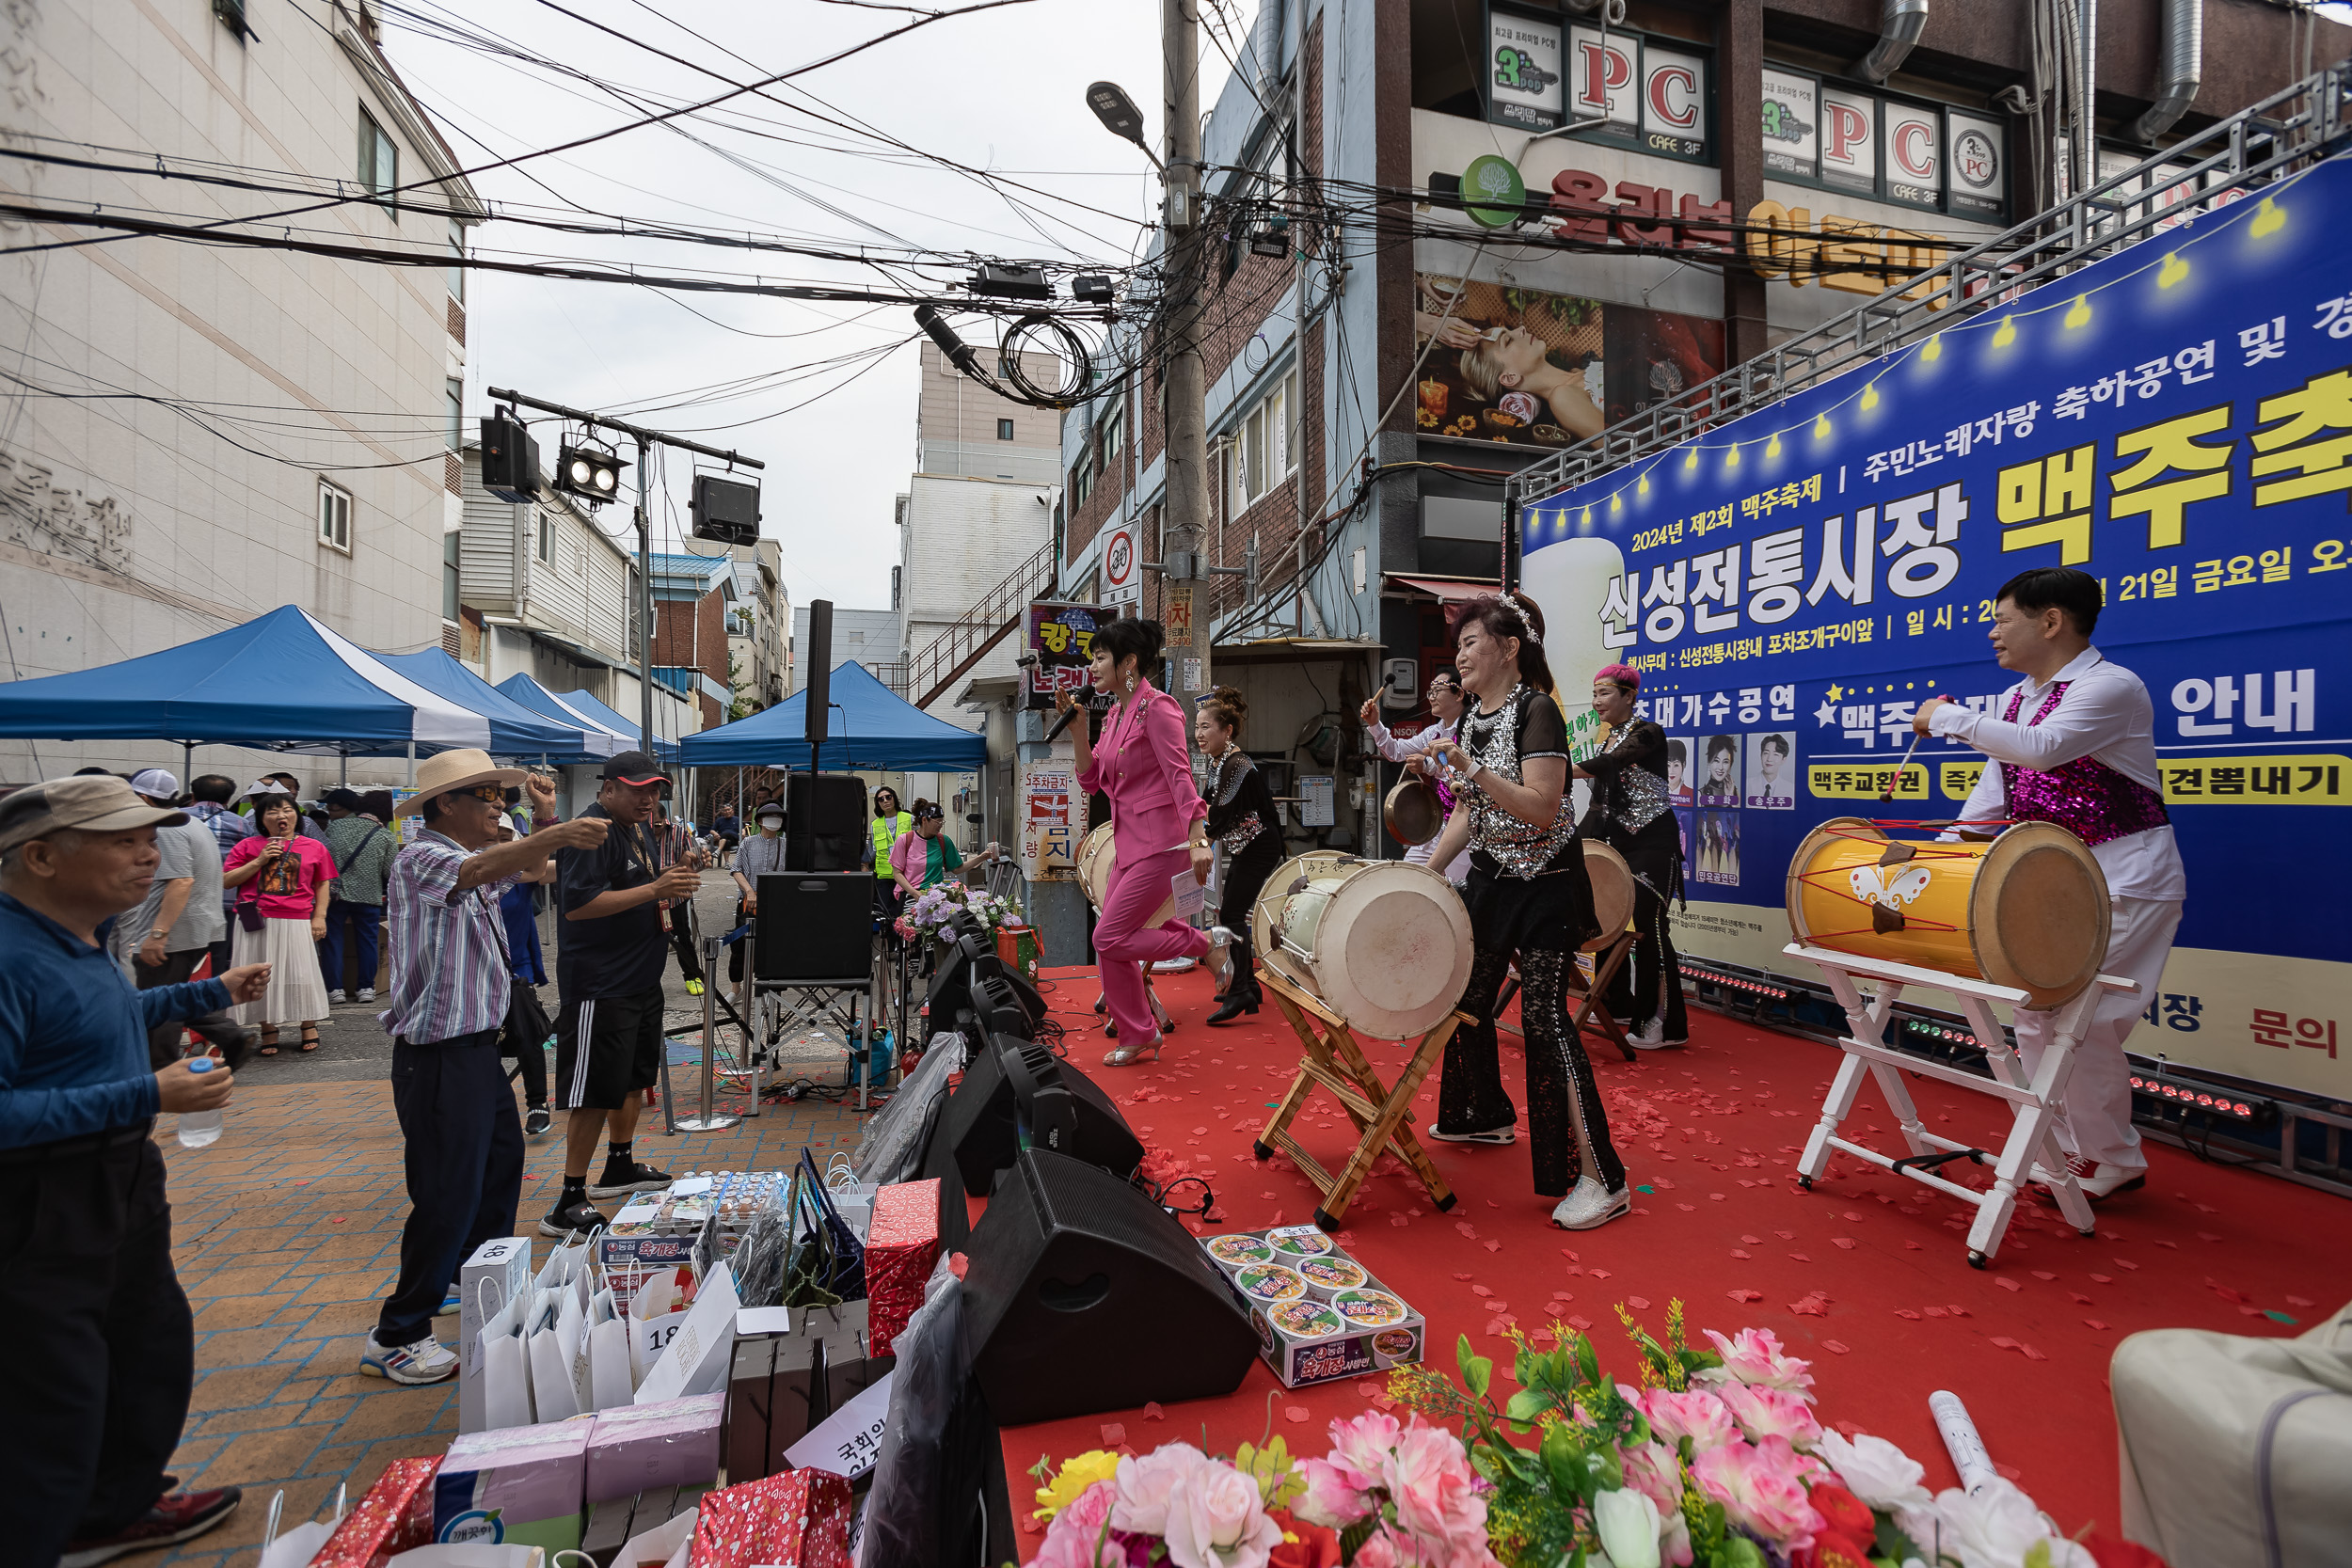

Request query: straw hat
[{"left": 393, "top": 749, "right": 527, "bottom": 816}]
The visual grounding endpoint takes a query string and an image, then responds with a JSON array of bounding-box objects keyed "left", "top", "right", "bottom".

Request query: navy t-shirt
[{"left": 555, "top": 802, "right": 666, "bottom": 1001}]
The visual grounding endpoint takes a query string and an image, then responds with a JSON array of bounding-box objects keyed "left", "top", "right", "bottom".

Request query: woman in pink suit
[{"left": 1057, "top": 618, "right": 1227, "bottom": 1067}]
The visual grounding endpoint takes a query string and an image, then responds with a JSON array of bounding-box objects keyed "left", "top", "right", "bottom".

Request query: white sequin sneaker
[{"left": 1550, "top": 1176, "right": 1631, "bottom": 1230}]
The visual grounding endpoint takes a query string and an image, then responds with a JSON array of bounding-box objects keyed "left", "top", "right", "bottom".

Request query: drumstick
[{"left": 1880, "top": 696, "right": 1949, "bottom": 804}]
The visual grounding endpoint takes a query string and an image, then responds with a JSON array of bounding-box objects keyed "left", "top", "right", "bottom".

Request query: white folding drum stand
[{"left": 1785, "top": 942, "right": 2138, "bottom": 1267}]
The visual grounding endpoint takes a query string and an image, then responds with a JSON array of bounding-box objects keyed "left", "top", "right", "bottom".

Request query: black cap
[
  {"left": 599, "top": 751, "right": 670, "bottom": 786},
  {"left": 323, "top": 787, "right": 363, "bottom": 810}
]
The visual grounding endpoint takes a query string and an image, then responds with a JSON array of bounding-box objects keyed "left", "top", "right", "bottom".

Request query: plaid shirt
[
  {"left": 188, "top": 801, "right": 253, "bottom": 907},
  {"left": 379, "top": 829, "right": 522, "bottom": 1044}
]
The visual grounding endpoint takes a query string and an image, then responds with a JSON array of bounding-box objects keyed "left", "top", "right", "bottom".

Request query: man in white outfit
[
  {"left": 1361, "top": 671, "right": 1470, "bottom": 880},
  {"left": 1914, "top": 567, "right": 2184, "bottom": 1202}
]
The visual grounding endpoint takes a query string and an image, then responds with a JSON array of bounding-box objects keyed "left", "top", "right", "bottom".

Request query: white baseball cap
[{"left": 129, "top": 768, "right": 180, "bottom": 800}]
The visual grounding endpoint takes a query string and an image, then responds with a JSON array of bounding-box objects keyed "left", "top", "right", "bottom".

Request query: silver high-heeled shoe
[{"left": 1206, "top": 926, "right": 1239, "bottom": 990}]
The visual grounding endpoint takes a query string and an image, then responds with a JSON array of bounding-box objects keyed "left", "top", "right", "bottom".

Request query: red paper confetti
[
  {"left": 1790, "top": 1292, "right": 1830, "bottom": 1317},
  {"left": 1470, "top": 1284, "right": 1493, "bottom": 1297},
  {"left": 2089, "top": 1273, "right": 2115, "bottom": 1284},
  {"left": 2287, "top": 1295, "right": 2317, "bottom": 1307},
  {"left": 2198, "top": 1232, "right": 2225, "bottom": 1243},
  {"left": 1788, "top": 1253, "right": 1812, "bottom": 1263},
  {"left": 2083, "top": 1320, "right": 2109, "bottom": 1330},
  {"left": 1567, "top": 1314, "right": 1594, "bottom": 1331},
  {"left": 1284, "top": 1406, "right": 1311, "bottom": 1423},
  {"left": 1989, "top": 1336, "right": 2021, "bottom": 1351},
  {"left": 1454, "top": 1223, "right": 1479, "bottom": 1239},
  {"left": 1841, "top": 1212, "right": 1864, "bottom": 1221},
  {"left": 1142, "top": 1402, "right": 1166, "bottom": 1421},
  {"left": 2031, "top": 1271, "right": 2058, "bottom": 1281},
  {"left": 1587, "top": 1267, "right": 1611, "bottom": 1279},
  {"left": 1626, "top": 1295, "right": 1651, "bottom": 1310},
  {"left": 2113, "top": 1259, "right": 2140, "bottom": 1271},
  {"left": 1710, "top": 1194, "right": 1727, "bottom": 1202},
  {"left": 1729, "top": 1249, "right": 1753, "bottom": 1259},
  {"left": 1483, "top": 1240, "right": 1502, "bottom": 1252},
  {"left": 1822, "top": 1340, "right": 1851, "bottom": 1354},
  {"left": 1740, "top": 1234, "right": 1765, "bottom": 1245},
  {"left": 1946, "top": 1305, "right": 1970, "bottom": 1318},
  {"left": 2069, "top": 1292, "right": 2094, "bottom": 1305},
  {"left": 1895, "top": 1309, "right": 1922, "bottom": 1320},
  {"left": 1922, "top": 1307, "right": 1948, "bottom": 1319},
  {"left": 1100, "top": 1423, "right": 1126, "bottom": 1446},
  {"left": 2020, "top": 1344, "right": 2047, "bottom": 1361},
  {"left": 1903, "top": 1241, "right": 1923, "bottom": 1251},
  {"left": 1727, "top": 1290, "right": 1764, "bottom": 1304},
  {"left": 1995, "top": 1278, "right": 2021, "bottom": 1292},
  {"left": 1831, "top": 1238, "right": 1856, "bottom": 1250},
  {"left": 1454, "top": 1273, "right": 1474, "bottom": 1281}
]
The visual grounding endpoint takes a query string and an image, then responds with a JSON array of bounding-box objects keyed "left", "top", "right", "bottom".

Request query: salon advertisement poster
[{"left": 1520, "top": 154, "right": 2352, "bottom": 1096}]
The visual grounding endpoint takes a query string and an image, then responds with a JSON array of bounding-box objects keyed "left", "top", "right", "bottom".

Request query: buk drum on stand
[
  {"left": 1250, "top": 855, "right": 1472, "bottom": 1039},
  {"left": 1786, "top": 816, "right": 2111, "bottom": 1009},
  {"left": 1581, "top": 841, "right": 1637, "bottom": 953},
  {"left": 1076, "top": 822, "right": 1176, "bottom": 928}
]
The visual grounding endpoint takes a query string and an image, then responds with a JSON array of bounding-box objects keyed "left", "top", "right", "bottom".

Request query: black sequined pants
[
  {"left": 1441, "top": 944, "right": 1628, "bottom": 1197},
  {"left": 1603, "top": 820, "right": 1688, "bottom": 1040}
]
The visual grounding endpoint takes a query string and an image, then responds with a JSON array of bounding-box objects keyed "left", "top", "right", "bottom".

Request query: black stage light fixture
[
  {"left": 2129, "top": 1065, "right": 2273, "bottom": 1125},
  {"left": 479, "top": 412, "right": 540, "bottom": 503},
  {"left": 555, "top": 442, "right": 627, "bottom": 505},
  {"left": 691, "top": 473, "right": 762, "bottom": 546},
  {"left": 972, "top": 263, "right": 1052, "bottom": 301}
]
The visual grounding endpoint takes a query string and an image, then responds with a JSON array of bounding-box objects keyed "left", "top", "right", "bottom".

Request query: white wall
[{"left": 897, "top": 474, "right": 1054, "bottom": 727}]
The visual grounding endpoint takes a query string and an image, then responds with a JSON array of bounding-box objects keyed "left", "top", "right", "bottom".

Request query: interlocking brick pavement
[{"left": 140, "top": 1061, "right": 866, "bottom": 1566}]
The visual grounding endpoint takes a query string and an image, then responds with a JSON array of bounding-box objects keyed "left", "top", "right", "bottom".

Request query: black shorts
[{"left": 554, "top": 983, "right": 665, "bottom": 1110}]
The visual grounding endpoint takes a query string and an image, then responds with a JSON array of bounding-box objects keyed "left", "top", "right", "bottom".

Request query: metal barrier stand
[{"left": 675, "top": 933, "right": 742, "bottom": 1133}]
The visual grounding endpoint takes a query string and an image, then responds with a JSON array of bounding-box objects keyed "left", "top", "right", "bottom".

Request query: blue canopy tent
[
  {"left": 0, "top": 604, "right": 505, "bottom": 757},
  {"left": 558, "top": 689, "right": 683, "bottom": 768},
  {"left": 495, "top": 674, "right": 634, "bottom": 760},
  {"left": 679, "top": 660, "right": 987, "bottom": 770},
  {"left": 370, "top": 648, "right": 590, "bottom": 761}
]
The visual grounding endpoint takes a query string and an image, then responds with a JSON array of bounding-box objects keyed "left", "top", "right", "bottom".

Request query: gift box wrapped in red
[
  {"left": 689, "top": 1467, "right": 852, "bottom": 1568},
  {"left": 865, "top": 1178, "right": 940, "bottom": 1356},
  {"left": 310, "top": 1455, "right": 442, "bottom": 1568}
]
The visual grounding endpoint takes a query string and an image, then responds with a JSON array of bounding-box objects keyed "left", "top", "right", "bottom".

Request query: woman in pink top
[
  {"left": 1057, "top": 618, "right": 1225, "bottom": 1066},
  {"left": 221, "top": 786, "right": 336, "bottom": 1053}
]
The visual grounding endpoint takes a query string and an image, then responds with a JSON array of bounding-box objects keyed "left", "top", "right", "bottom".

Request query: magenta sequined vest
[{"left": 1998, "top": 683, "right": 2170, "bottom": 847}]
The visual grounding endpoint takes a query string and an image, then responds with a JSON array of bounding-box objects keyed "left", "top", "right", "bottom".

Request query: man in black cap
[
  {"left": 542, "top": 752, "right": 701, "bottom": 1235},
  {"left": 0, "top": 774, "right": 271, "bottom": 1566}
]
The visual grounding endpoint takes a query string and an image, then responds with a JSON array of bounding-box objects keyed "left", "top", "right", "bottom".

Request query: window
[
  {"left": 445, "top": 378, "right": 463, "bottom": 451},
  {"left": 442, "top": 531, "right": 461, "bottom": 621},
  {"left": 447, "top": 219, "right": 466, "bottom": 301},
  {"left": 1071, "top": 451, "right": 1096, "bottom": 510},
  {"left": 534, "top": 511, "right": 553, "bottom": 564},
  {"left": 1225, "top": 369, "right": 1298, "bottom": 515},
  {"left": 996, "top": 418, "right": 1015, "bottom": 441},
  {"left": 1099, "top": 399, "right": 1125, "bottom": 467},
  {"left": 357, "top": 108, "right": 399, "bottom": 213},
  {"left": 318, "top": 479, "right": 352, "bottom": 552},
  {"left": 998, "top": 356, "right": 1019, "bottom": 381}
]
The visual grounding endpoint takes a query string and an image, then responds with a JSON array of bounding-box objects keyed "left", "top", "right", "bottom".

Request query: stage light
[
  {"left": 1681, "top": 962, "right": 1790, "bottom": 1004},
  {"left": 2129, "top": 1067, "right": 2272, "bottom": 1124},
  {"left": 554, "top": 442, "right": 627, "bottom": 505},
  {"left": 479, "top": 411, "right": 540, "bottom": 504}
]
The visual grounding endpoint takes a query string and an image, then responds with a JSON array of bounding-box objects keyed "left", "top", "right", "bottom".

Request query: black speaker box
[
  {"left": 754, "top": 873, "right": 872, "bottom": 983},
  {"left": 961, "top": 1148, "right": 1259, "bottom": 1426},
  {"left": 926, "top": 928, "right": 1043, "bottom": 1041},
  {"left": 785, "top": 772, "right": 865, "bottom": 872},
  {"left": 923, "top": 1035, "right": 1141, "bottom": 1199}
]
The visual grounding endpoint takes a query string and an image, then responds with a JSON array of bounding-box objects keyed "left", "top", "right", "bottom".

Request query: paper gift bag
[
  {"left": 588, "top": 1286, "right": 635, "bottom": 1409},
  {"left": 478, "top": 1287, "right": 535, "bottom": 1432},
  {"left": 634, "top": 1261, "right": 739, "bottom": 1404},
  {"left": 629, "top": 1269, "right": 688, "bottom": 1385},
  {"left": 526, "top": 1288, "right": 579, "bottom": 1424},
  {"left": 386, "top": 1548, "right": 545, "bottom": 1568},
  {"left": 612, "top": 1503, "right": 697, "bottom": 1568},
  {"left": 558, "top": 1286, "right": 594, "bottom": 1415}
]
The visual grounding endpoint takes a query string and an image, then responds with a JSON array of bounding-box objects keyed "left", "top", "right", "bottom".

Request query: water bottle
[{"left": 177, "top": 1057, "right": 223, "bottom": 1148}]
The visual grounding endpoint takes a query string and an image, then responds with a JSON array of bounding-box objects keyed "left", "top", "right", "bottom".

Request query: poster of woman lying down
[{"left": 1410, "top": 273, "right": 1724, "bottom": 449}]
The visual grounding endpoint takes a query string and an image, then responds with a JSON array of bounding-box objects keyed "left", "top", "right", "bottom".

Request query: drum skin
[
  {"left": 1581, "top": 841, "right": 1635, "bottom": 954},
  {"left": 1786, "top": 816, "right": 2111, "bottom": 1008},
  {"left": 1382, "top": 776, "right": 1442, "bottom": 847},
  {"left": 1251, "top": 855, "right": 1472, "bottom": 1038},
  {"left": 1077, "top": 822, "right": 1175, "bottom": 927}
]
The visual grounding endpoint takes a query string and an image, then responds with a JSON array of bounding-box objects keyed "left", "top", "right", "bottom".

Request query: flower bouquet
[
  {"left": 895, "top": 881, "right": 1022, "bottom": 952},
  {"left": 1022, "top": 1303, "right": 2148, "bottom": 1568}
]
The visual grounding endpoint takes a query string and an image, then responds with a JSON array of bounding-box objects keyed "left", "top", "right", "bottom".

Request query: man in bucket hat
[
  {"left": 361, "top": 751, "right": 609, "bottom": 1386},
  {"left": 0, "top": 774, "right": 273, "bottom": 1566}
]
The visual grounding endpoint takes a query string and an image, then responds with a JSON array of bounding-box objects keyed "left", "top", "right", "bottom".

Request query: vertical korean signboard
[{"left": 1521, "top": 158, "right": 2352, "bottom": 1097}]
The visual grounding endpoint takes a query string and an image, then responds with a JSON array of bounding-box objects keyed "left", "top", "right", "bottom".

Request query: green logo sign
[{"left": 1461, "top": 154, "right": 1526, "bottom": 230}]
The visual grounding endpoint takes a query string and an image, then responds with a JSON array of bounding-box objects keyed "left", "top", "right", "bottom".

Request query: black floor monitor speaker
[
  {"left": 786, "top": 772, "right": 865, "bottom": 872},
  {"left": 961, "top": 1148, "right": 1260, "bottom": 1426},
  {"left": 923, "top": 1034, "right": 1141, "bottom": 1199},
  {"left": 755, "top": 872, "right": 873, "bottom": 982},
  {"left": 926, "top": 928, "right": 1042, "bottom": 1040}
]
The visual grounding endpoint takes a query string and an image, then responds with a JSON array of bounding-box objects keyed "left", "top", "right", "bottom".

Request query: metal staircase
[{"left": 903, "top": 539, "right": 1057, "bottom": 710}]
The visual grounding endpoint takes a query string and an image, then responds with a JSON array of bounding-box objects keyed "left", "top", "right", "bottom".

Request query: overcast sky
[{"left": 388, "top": 0, "right": 1239, "bottom": 611}]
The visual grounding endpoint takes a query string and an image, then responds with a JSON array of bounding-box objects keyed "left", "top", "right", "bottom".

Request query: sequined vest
[
  {"left": 1459, "top": 685, "right": 1580, "bottom": 879},
  {"left": 1998, "top": 683, "right": 2171, "bottom": 847}
]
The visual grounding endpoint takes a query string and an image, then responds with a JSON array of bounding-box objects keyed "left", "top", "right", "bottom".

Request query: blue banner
[{"left": 1522, "top": 152, "right": 2352, "bottom": 1097}]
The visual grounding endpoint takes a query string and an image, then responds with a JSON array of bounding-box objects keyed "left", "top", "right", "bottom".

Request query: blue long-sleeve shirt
[{"left": 0, "top": 891, "right": 230, "bottom": 1148}]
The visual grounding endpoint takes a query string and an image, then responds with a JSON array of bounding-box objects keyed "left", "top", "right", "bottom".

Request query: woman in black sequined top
[
  {"left": 1195, "top": 689, "right": 1282, "bottom": 1024},
  {"left": 1575, "top": 663, "right": 1689, "bottom": 1048},
  {"left": 1423, "top": 594, "right": 1630, "bottom": 1231}
]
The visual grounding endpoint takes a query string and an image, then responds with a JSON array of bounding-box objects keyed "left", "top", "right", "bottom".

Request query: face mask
[{"left": 758, "top": 817, "right": 784, "bottom": 836}]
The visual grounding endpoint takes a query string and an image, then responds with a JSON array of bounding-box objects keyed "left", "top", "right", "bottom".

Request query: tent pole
[
  {"left": 340, "top": 750, "right": 348, "bottom": 788},
  {"left": 405, "top": 739, "right": 416, "bottom": 786},
  {"left": 182, "top": 741, "right": 192, "bottom": 788}
]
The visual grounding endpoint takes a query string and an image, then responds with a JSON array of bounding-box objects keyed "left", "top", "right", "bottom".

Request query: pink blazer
[{"left": 1078, "top": 680, "right": 1207, "bottom": 854}]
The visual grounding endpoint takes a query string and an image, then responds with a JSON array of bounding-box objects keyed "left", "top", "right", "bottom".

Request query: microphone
[{"left": 1043, "top": 692, "right": 1108, "bottom": 743}]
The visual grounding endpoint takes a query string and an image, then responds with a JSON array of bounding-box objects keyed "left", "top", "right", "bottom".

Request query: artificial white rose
[
  {"left": 1930, "top": 1479, "right": 2096, "bottom": 1568},
  {"left": 1592, "top": 1486, "right": 1664, "bottom": 1568},
  {"left": 1817, "top": 1430, "right": 1933, "bottom": 1513}
]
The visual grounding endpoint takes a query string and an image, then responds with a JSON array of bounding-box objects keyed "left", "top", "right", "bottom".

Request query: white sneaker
[
  {"left": 1627, "top": 1015, "right": 1685, "bottom": 1050},
  {"left": 326, "top": 990, "right": 346, "bottom": 1006},
  {"left": 1429, "top": 1123, "right": 1516, "bottom": 1146},
  {"left": 2033, "top": 1154, "right": 2147, "bottom": 1202},
  {"left": 357, "top": 987, "right": 376, "bottom": 1002},
  {"left": 359, "top": 1331, "right": 457, "bottom": 1385},
  {"left": 1551, "top": 1176, "right": 1632, "bottom": 1230}
]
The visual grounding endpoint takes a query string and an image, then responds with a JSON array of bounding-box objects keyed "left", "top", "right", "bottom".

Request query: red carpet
[{"left": 997, "top": 961, "right": 2352, "bottom": 1561}]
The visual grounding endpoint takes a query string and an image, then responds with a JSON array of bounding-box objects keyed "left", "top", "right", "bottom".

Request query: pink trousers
[{"left": 1094, "top": 843, "right": 1208, "bottom": 1043}]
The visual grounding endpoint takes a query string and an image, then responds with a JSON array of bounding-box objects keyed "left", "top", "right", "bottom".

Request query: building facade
[
  {"left": 649, "top": 553, "right": 736, "bottom": 733},
  {"left": 0, "top": 0, "right": 479, "bottom": 783}
]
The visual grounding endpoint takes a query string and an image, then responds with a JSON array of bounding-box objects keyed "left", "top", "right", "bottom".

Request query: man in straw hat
[
  {"left": 361, "top": 750, "right": 608, "bottom": 1386},
  {"left": 0, "top": 773, "right": 273, "bottom": 1566}
]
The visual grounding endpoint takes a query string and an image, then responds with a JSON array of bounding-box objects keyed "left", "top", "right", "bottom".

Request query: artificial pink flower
[
  {"left": 1036, "top": 1481, "right": 1125, "bottom": 1568},
  {"left": 1112, "top": 1442, "right": 1206, "bottom": 1537},
  {"left": 1715, "top": 1382, "right": 1824, "bottom": 1450},
  {"left": 1696, "top": 1327, "right": 1817, "bottom": 1402},
  {"left": 1328, "top": 1410, "right": 1403, "bottom": 1481},
  {"left": 1161, "top": 1455, "right": 1284, "bottom": 1568},
  {"left": 1635, "top": 1386, "right": 1742, "bottom": 1453},
  {"left": 1692, "top": 1437, "right": 1826, "bottom": 1549},
  {"left": 1622, "top": 1439, "right": 1685, "bottom": 1515},
  {"left": 1294, "top": 1457, "right": 1375, "bottom": 1528},
  {"left": 1350, "top": 1529, "right": 1403, "bottom": 1568},
  {"left": 1381, "top": 1418, "right": 1494, "bottom": 1563}
]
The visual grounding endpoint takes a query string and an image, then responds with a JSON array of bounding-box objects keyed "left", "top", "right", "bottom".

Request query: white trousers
[{"left": 2011, "top": 895, "right": 2182, "bottom": 1170}]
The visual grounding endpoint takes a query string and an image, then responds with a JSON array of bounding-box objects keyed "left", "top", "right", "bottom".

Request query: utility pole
[
  {"left": 486, "top": 387, "right": 763, "bottom": 753},
  {"left": 1162, "top": 0, "right": 1211, "bottom": 703}
]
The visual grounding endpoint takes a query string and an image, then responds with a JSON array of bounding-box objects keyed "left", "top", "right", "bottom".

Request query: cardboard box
[
  {"left": 1202, "top": 1230, "right": 1425, "bottom": 1389},
  {"left": 433, "top": 1418, "right": 591, "bottom": 1553},
  {"left": 724, "top": 1339, "right": 778, "bottom": 1484},
  {"left": 586, "top": 1392, "right": 724, "bottom": 1503},
  {"left": 458, "top": 1236, "right": 532, "bottom": 1434}
]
